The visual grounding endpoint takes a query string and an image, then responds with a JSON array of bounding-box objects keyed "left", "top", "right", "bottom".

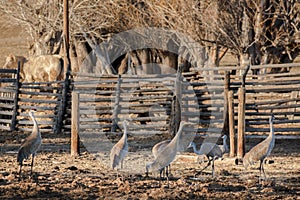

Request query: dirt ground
[{"left": 0, "top": 130, "right": 299, "bottom": 199}]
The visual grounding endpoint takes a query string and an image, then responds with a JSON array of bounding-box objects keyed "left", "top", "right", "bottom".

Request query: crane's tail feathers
[{"left": 17, "top": 148, "right": 29, "bottom": 165}]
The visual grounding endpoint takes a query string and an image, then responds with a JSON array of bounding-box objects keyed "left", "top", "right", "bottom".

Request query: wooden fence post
[
  {"left": 237, "top": 62, "right": 250, "bottom": 159},
  {"left": 11, "top": 62, "right": 21, "bottom": 131},
  {"left": 63, "top": 0, "right": 70, "bottom": 73},
  {"left": 223, "top": 71, "right": 230, "bottom": 135},
  {"left": 71, "top": 91, "right": 80, "bottom": 156},
  {"left": 237, "top": 87, "right": 246, "bottom": 158},
  {"left": 228, "top": 90, "right": 235, "bottom": 157},
  {"left": 237, "top": 87, "right": 245, "bottom": 159},
  {"left": 112, "top": 75, "right": 122, "bottom": 132},
  {"left": 54, "top": 0, "right": 70, "bottom": 134}
]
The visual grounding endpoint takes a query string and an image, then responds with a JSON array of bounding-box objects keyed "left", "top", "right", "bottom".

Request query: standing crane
[
  {"left": 17, "top": 109, "right": 42, "bottom": 177},
  {"left": 110, "top": 120, "right": 129, "bottom": 170},
  {"left": 189, "top": 135, "right": 228, "bottom": 177},
  {"left": 152, "top": 140, "right": 171, "bottom": 178},
  {"left": 146, "top": 121, "right": 193, "bottom": 181},
  {"left": 243, "top": 114, "right": 275, "bottom": 180}
]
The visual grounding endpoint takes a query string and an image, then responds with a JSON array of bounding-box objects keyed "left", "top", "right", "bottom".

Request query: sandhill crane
[
  {"left": 110, "top": 120, "right": 129, "bottom": 170},
  {"left": 189, "top": 135, "right": 228, "bottom": 177},
  {"left": 152, "top": 140, "right": 171, "bottom": 178},
  {"left": 17, "top": 109, "right": 42, "bottom": 177},
  {"left": 146, "top": 121, "right": 193, "bottom": 181},
  {"left": 243, "top": 114, "right": 275, "bottom": 180}
]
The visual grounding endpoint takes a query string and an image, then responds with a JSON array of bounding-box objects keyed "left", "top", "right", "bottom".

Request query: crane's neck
[
  {"left": 266, "top": 116, "right": 276, "bottom": 156},
  {"left": 30, "top": 112, "right": 40, "bottom": 137},
  {"left": 223, "top": 136, "right": 227, "bottom": 148},
  {"left": 222, "top": 136, "right": 226, "bottom": 146},
  {"left": 269, "top": 120, "right": 274, "bottom": 138},
  {"left": 222, "top": 136, "right": 229, "bottom": 153},
  {"left": 174, "top": 123, "right": 186, "bottom": 148},
  {"left": 122, "top": 124, "right": 128, "bottom": 140}
]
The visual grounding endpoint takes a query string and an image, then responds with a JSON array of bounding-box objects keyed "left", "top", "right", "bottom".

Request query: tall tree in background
[
  {"left": 199, "top": 0, "right": 300, "bottom": 67},
  {"left": 0, "top": 0, "right": 299, "bottom": 74}
]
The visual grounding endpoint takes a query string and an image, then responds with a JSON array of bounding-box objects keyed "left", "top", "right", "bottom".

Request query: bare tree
[
  {"left": 197, "top": 0, "right": 300, "bottom": 67},
  {"left": 0, "top": 0, "right": 299, "bottom": 75}
]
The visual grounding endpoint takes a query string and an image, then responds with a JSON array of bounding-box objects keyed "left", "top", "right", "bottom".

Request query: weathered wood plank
[
  {"left": 71, "top": 91, "right": 80, "bottom": 156},
  {"left": 18, "top": 120, "right": 55, "bottom": 125},
  {"left": 237, "top": 87, "right": 246, "bottom": 159},
  {"left": 228, "top": 90, "right": 236, "bottom": 157},
  {"left": 0, "top": 111, "right": 13, "bottom": 115},
  {"left": 0, "top": 78, "right": 16, "bottom": 83},
  {"left": 0, "top": 103, "right": 14, "bottom": 109},
  {"left": 0, "top": 119, "right": 13, "bottom": 123},
  {"left": 18, "top": 105, "right": 57, "bottom": 110}
]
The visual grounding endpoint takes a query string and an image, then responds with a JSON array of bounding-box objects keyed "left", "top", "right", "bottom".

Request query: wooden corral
[
  {"left": 0, "top": 67, "right": 20, "bottom": 131},
  {"left": 71, "top": 72, "right": 201, "bottom": 136},
  {"left": 0, "top": 66, "right": 67, "bottom": 133},
  {"left": 70, "top": 63, "right": 300, "bottom": 157},
  {"left": 189, "top": 63, "right": 300, "bottom": 134},
  {"left": 1, "top": 62, "right": 300, "bottom": 157},
  {"left": 17, "top": 80, "right": 66, "bottom": 133},
  {"left": 222, "top": 63, "right": 300, "bottom": 135},
  {"left": 208, "top": 63, "right": 300, "bottom": 157}
]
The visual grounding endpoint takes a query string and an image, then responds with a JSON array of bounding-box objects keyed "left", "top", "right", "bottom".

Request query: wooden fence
[
  {"left": 200, "top": 63, "right": 300, "bottom": 157},
  {"left": 1, "top": 62, "right": 300, "bottom": 155},
  {"left": 69, "top": 63, "right": 300, "bottom": 156},
  {"left": 71, "top": 72, "right": 201, "bottom": 136},
  {"left": 0, "top": 66, "right": 20, "bottom": 131},
  {"left": 0, "top": 66, "right": 68, "bottom": 133},
  {"left": 70, "top": 62, "right": 300, "bottom": 134},
  {"left": 223, "top": 64, "right": 300, "bottom": 134}
]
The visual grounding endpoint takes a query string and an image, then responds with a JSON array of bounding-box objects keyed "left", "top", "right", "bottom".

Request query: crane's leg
[
  {"left": 163, "top": 167, "right": 170, "bottom": 188},
  {"left": 195, "top": 157, "right": 212, "bottom": 177},
  {"left": 165, "top": 165, "right": 169, "bottom": 178},
  {"left": 18, "top": 162, "right": 23, "bottom": 179},
  {"left": 261, "top": 160, "right": 266, "bottom": 179},
  {"left": 161, "top": 165, "right": 171, "bottom": 179},
  {"left": 166, "top": 172, "right": 170, "bottom": 188},
  {"left": 19, "top": 163, "right": 22, "bottom": 175},
  {"left": 259, "top": 160, "right": 262, "bottom": 178},
  {"left": 258, "top": 160, "right": 266, "bottom": 183},
  {"left": 160, "top": 167, "right": 164, "bottom": 178},
  {"left": 158, "top": 169, "right": 162, "bottom": 187},
  {"left": 30, "top": 154, "right": 35, "bottom": 175},
  {"left": 159, "top": 168, "right": 163, "bottom": 180},
  {"left": 211, "top": 157, "right": 215, "bottom": 178}
]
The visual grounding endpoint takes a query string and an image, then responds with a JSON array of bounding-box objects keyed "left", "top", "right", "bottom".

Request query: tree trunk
[
  {"left": 74, "top": 40, "right": 93, "bottom": 74},
  {"left": 162, "top": 51, "right": 178, "bottom": 73},
  {"left": 69, "top": 42, "right": 79, "bottom": 74}
]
